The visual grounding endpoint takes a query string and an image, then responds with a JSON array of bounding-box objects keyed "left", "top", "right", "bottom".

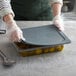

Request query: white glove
[
  {"left": 6, "top": 20, "right": 25, "bottom": 42},
  {"left": 53, "top": 15, "right": 64, "bottom": 31}
]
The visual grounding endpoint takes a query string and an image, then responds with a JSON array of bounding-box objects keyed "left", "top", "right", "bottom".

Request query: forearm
[
  {"left": 3, "top": 14, "right": 15, "bottom": 28},
  {"left": 52, "top": 3, "right": 62, "bottom": 17},
  {"left": 0, "top": 0, "right": 15, "bottom": 28},
  {"left": 0, "top": 0, "right": 14, "bottom": 20},
  {"left": 50, "top": 0, "right": 63, "bottom": 17}
]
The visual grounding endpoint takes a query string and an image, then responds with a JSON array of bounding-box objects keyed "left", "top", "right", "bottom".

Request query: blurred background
[
  {"left": 10, "top": 0, "right": 76, "bottom": 21},
  {"left": 62, "top": 0, "right": 75, "bottom": 12}
]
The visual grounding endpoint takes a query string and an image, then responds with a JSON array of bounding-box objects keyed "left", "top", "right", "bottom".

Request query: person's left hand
[{"left": 53, "top": 15, "right": 64, "bottom": 31}]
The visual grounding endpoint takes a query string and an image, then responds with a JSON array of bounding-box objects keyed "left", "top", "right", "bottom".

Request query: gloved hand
[
  {"left": 53, "top": 15, "right": 64, "bottom": 31},
  {"left": 6, "top": 20, "right": 25, "bottom": 42}
]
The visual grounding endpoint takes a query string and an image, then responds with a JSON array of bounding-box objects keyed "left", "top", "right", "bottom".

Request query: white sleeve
[
  {"left": 0, "top": 0, "right": 14, "bottom": 18},
  {"left": 50, "top": 0, "right": 63, "bottom": 5}
]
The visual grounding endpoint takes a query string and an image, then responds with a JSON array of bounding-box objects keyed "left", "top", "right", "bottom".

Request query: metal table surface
[{"left": 0, "top": 21, "right": 76, "bottom": 76}]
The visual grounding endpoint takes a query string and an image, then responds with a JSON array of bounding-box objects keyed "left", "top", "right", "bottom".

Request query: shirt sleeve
[
  {"left": 0, "top": 0, "right": 14, "bottom": 18},
  {"left": 50, "top": 0, "right": 63, "bottom": 5}
]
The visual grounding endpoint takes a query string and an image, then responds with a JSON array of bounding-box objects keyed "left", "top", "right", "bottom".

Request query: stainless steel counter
[{"left": 0, "top": 21, "right": 76, "bottom": 76}]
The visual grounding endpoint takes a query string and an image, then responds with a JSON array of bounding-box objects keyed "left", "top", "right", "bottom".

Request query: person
[
  {"left": 0, "top": 0, "right": 25, "bottom": 42},
  {"left": 0, "top": 0, "right": 64, "bottom": 42}
]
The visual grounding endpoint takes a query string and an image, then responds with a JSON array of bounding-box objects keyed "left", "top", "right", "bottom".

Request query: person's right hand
[{"left": 6, "top": 20, "right": 25, "bottom": 42}]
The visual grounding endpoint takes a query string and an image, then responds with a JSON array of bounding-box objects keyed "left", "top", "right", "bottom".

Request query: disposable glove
[
  {"left": 6, "top": 20, "right": 25, "bottom": 42},
  {"left": 53, "top": 15, "right": 64, "bottom": 31}
]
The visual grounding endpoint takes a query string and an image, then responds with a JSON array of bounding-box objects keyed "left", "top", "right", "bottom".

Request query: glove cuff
[
  {"left": 5, "top": 20, "right": 17, "bottom": 29},
  {"left": 53, "top": 15, "right": 61, "bottom": 21}
]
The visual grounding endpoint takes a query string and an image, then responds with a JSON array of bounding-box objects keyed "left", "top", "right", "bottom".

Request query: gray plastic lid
[{"left": 22, "top": 25, "right": 71, "bottom": 46}]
